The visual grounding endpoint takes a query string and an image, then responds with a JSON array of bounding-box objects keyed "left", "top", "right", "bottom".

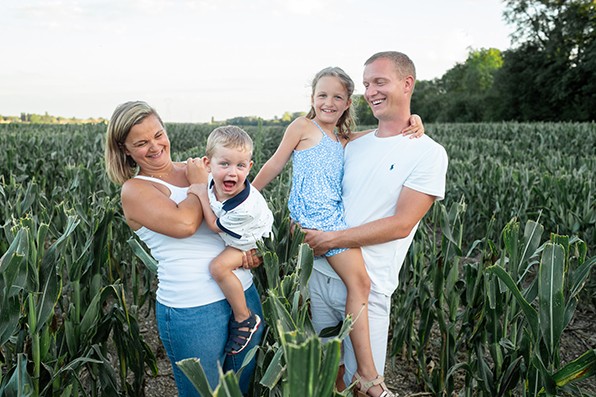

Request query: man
[{"left": 304, "top": 51, "right": 448, "bottom": 393}]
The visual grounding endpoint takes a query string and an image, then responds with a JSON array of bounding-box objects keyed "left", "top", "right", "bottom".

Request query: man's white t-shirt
[{"left": 313, "top": 131, "right": 448, "bottom": 296}]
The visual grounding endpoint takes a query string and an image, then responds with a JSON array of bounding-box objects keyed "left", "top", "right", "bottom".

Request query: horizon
[{"left": 1, "top": 0, "right": 513, "bottom": 123}]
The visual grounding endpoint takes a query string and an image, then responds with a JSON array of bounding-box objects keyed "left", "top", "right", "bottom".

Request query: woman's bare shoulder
[{"left": 121, "top": 177, "right": 168, "bottom": 202}]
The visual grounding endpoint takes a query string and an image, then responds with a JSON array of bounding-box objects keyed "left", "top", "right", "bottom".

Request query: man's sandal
[
  {"left": 225, "top": 312, "right": 261, "bottom": 355},
  {"left": 353, "top": 372, "right": 397, "bottom": 397}
]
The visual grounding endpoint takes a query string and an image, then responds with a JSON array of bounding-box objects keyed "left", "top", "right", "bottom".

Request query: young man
[{"left": 304, "top": 51, "right": 449, "bottom": 392}]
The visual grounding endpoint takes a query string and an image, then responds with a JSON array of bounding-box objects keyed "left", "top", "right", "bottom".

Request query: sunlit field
[{"left": 1, "top": 122, "right": 594, "bottom": 396}]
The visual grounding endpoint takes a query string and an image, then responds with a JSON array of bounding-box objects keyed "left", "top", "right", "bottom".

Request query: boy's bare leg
[{"left": 210, "top": 247, "right": 250, "bottom": 322}]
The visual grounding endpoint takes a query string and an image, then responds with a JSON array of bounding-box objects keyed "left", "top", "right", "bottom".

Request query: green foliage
[
  {"left": 1, "top": 122, "right": 594, "bottom": 396},
  {"left": 352, "top": 95, "right": 376, "bottom": 126},
  {"left": 412, "top": 48, "right": 504, "bottom": 122},
  {"left": 411, "top": 1, "right": 595, "bottom": 122}
]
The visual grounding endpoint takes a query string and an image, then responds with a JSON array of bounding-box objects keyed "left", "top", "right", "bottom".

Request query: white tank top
[{"left": 133, "top": 176, "right": 253, "bottom": 308}]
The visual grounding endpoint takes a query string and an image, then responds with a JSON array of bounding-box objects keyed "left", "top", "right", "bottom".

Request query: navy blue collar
[{"left": 210, "top": 178, "right": 251, "bottom": 211}]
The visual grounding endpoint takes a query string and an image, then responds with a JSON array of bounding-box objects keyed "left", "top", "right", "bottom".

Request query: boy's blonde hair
[{"left": 205, "top": 125, "right": 253, "bottom": 158}]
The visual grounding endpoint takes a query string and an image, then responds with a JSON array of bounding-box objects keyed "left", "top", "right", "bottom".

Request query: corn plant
[
  {"left": 0, "top": 185, "right": 156, "bottom": 396},
  {"left": 168, "top": 244, "right": 351, "bottom": 397},
  {"left": 487, "top": 232, "right": 596, "bottom": 396},
  {"left": 2, "top": 121, "right": 595, "bottom": 396}
]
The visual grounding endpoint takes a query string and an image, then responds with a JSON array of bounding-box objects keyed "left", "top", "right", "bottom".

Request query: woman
[{"left": 104, "top": 101, "right": 264, "bottom": 396}]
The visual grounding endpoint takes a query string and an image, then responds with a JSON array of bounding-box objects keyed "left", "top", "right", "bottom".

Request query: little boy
[{"left": 188, "top": 125, "right": 273, "bottom": 354}]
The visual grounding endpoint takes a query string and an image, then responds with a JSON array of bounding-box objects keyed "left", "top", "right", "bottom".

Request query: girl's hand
[
  {"left": 186, "top": 157, "right": 208, "bottom": 184},
  {"left": 401, "top": 114, "right": 425, "bottom": 138}
]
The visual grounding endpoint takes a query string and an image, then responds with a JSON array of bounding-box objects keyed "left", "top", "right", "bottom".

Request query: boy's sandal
[
  {"left": 224, "top": 312, "right": 261, "bottom": 355},
  {"left": 353, "top": 372, "right": 397, "bottom": 397}
]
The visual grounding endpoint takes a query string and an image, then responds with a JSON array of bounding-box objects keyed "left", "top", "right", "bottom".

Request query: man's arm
[{"left": 303, "top": 187, "right": 435, "bottom": 255}]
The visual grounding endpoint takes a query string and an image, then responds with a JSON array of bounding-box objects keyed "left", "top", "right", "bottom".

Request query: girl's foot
[{"left": 353, "top": 372, "right": 396, "bottom": 397}]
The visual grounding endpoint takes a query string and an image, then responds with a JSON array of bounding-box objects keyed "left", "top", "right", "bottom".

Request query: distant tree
[
  {"left": 280, "top": 112, "right": 293, "bottom": 123},
  {"left": 413, "top": 48, "right": 503, "bottom": 122},
  {"left": 411, "top": 79, "right": 443, "bottom": 122},
  {"left": 225, "top": 116, "right": 262, "bottom": 126},
  {"left": 494, "top": 0, "right": 596, "bottom": 121},
  {"left": 353, "top": 95, "right": 375, "bottom": 126}
]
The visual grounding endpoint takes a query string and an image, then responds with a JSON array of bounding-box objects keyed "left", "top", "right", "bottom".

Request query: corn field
[{"left": 0, "top": 122, "right": 594, "bottom": 396}]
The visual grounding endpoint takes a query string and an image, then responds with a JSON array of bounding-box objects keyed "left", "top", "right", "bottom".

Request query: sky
[{"left": 0, "top": 0, "right": 514, "bottom": 123}]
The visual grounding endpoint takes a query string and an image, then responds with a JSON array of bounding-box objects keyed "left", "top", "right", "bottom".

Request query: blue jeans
[{"left": 156, "top": 284, "right": 264, "bottom": 397}]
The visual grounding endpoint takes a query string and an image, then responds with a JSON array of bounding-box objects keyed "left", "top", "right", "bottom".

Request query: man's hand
[
  {"left": 302, "top": 228, "right": 334, "bottom": 256},
  {"left": 241, "top": 249, "right": 263, "bottom": 269}
]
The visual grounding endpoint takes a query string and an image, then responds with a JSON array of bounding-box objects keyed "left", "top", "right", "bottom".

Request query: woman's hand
[
  {"left": 401, "top": 114, "right": 425, "bottom": 138},
  {"left": 241, "top": 249, "right": 263, "bottom": 269},
  {"left": 186, "top": 157, "right": 209, "bottom": 184}
]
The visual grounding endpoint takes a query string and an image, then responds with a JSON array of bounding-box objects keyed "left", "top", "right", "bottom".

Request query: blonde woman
[{"left": 105, "top": 101, "right": 264, "bottom": 397}]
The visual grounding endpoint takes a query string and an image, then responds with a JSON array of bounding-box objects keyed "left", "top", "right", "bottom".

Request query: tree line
[
  {"left": 357, "top": 0, "right": 595, "bottom": 123},
  {"left": 0, "top": 112, "right": 105, "bottom": 124},
  {"left": 3, "top": 1, "right": 592, "bottom": 126}
]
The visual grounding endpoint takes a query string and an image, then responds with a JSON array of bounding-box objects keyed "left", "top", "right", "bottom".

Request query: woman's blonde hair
[
  {"left": 104, "top": 101, "right": 164, "bottom": 185},
  {"left": 306, "top": 66, "right": 356, "bottom": 140}
]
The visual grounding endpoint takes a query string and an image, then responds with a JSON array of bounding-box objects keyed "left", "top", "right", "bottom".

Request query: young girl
[{"left": 252, "top": 67, "right": 423, "bottom": 397}]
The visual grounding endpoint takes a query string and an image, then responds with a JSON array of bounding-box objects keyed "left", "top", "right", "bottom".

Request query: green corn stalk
[
  {"left": 488, "top": 232, "right": 596, "bottom": 395},
  {"left": 127, "top": 236, "right": 158, "bottom": 274},
  {"left": 430, "top": 200, "right": 465, "bottom": 395},
  {"left": 538, "top": 243, "right": 565, "bottom": 368},
  {"left": 279, "top": 328, "right": 344, "bottom": 397}
]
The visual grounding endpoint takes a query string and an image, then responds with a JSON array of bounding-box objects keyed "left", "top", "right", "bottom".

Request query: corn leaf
[
  {"left": 126, "top": 237, "right": 158, "bottom": 274},
  {"left": 177, "top": 358, "right": 214, "bottom": 397},
  {"left": 538, "top": 243, "right": 565, "bottom": 359},
  {"left": 552, "top": 349, "right": 596, "bottom": 387},
  {"left": 487, "top": 265, "right": 539, "bottom": 339}
]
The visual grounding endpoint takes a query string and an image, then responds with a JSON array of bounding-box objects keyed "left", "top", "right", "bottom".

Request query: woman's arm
[
  {"left": 121, "top": 178, "right": 203, "bottom": 238},
  {"left": 187, "top": 183, "right": 221, "bottom": 234},
  {"left": 252, "top": 118, "right": 308, "bottom": 191}
]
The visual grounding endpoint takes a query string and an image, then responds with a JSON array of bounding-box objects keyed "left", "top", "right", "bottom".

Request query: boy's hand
[{"left": 186, "top": 157, "right": 208, "bottom": 184}]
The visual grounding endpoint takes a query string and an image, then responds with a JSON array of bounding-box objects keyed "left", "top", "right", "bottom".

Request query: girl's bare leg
[{"left": 327, "top": 249, "right": 385, "bottom": 396}]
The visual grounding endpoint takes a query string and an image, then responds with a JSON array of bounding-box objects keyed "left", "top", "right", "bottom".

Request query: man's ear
[{"left": 404, "top": 75, "right": 415, "bottom": 95}]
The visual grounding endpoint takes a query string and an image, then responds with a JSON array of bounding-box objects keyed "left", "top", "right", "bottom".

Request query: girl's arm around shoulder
[
  {"left": 349, "top": 115, "right": 425, "bottom": 143},
  {"left": 252, "top": 117, "right": 311, "bottom": 191},
  {"left": 349, "top": 129, "right": 375, "bottom": 142},
  {"left": 121, "top": 178, "right": 203, "bottom": 238}
]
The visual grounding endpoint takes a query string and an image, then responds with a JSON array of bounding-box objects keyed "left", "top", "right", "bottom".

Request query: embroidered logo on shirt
[{"left": 390, "top": 164, "right": 395, "bottom": 171}]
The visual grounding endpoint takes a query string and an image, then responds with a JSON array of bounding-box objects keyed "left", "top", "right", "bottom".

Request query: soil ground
[{"left": 139, "top": 305, "right": 596, "bottom": 396}]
